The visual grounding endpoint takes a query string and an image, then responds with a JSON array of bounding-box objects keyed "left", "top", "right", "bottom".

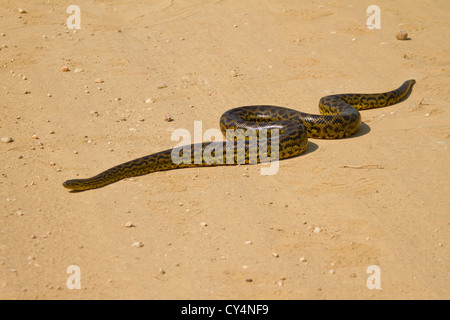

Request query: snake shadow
[
  {"left": 300, "top": 122, "right": 371, "bottom": 153},
  {"left": 68, "top": 189, "right": 87, "bottom": 193},
  {"left": 287, "top": 122, "right": 371, "bottom": 162},
  {"left": 303, "top": 141, "right": 318, "bottom": 155},
  {"left": 346, "top": 122, "right": 371, "bottom": 139}
]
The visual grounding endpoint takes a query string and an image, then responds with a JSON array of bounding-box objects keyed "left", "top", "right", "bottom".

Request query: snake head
[{"left": 62, "top": 179, "right": 90, "bottom": 191}]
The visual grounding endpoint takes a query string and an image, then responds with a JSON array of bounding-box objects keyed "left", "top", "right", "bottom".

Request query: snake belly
[{"left": 63, "top": 79, "right": 415, "bottom": 191}]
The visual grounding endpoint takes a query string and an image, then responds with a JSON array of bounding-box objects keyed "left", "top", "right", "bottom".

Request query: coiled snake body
[{"left": 63, "top": 80, "right": 415, "bottom": 191}]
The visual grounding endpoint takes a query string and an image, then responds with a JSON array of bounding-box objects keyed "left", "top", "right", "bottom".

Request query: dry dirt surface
[{"left": 0, "top": 0, "right": 449, "bottom": 299}]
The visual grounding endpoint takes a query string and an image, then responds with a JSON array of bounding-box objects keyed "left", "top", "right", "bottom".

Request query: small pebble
[
  {"left": 396, "top": 30, "right": 408, "bottom": 40},
  {"left": 31, "top": 134, "right": 38, "bottom": 139},
  {"left": 145, "top": 98, "right": 154, "bottom": 103},
  {"left": 272, "top": 252, "right": 279, "bottom": 258},
  {"left": 313, "top": 227, "right": 322, "bottom": 233},
  {"left": 61, "top": 66, "right": 70, "bottom": 72},
  {"left": 18, "top": 8, "right": 26, "bottom": 13},
  {"left": 244, "top": 240, "right": 252, "bottom": 245},
  {"left": 94, "top": 78, "right": 104, "bottom": 83},
  {"left": 425, "top": 113, "right": 430, "bottom": 117},
  {"left": 165, "top": 113, "right": 173, "bottom": 122},
  {"left": 157, "top": 83, "right": 167, "bottom": 89},
  {"left": 1, "top": 136, "right": 13, "bottom": 143},
  {"left": 131, "top": 241, "right": 143, "bottom": 248},
  {"left": 74, "top": 68, "right": 84, "bottom": 73},
  {"left": 158, "top": 268, "right": 166, "bottom": 275},
  {"left": 200, "top": 222, "right": 207, "bottom": 227},
  {"left": 125, "top": 221, "right": 134, "bottom": 228}
]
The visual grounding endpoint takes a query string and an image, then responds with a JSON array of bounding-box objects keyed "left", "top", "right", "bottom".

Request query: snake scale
[{"left": 63, "top": 80, "right": 415, "bottom": 191}]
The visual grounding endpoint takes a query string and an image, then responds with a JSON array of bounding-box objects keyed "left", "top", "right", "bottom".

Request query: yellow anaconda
[{"left": 63, "top": 79, "right": 415, "bottom": 191}]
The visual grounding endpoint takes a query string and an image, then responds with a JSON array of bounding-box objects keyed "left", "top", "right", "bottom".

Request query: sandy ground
[{"left": 0, "top": 0, "right": 449, "bottom": 300}]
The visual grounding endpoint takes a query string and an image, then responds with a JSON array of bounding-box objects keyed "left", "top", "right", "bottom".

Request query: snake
[{"left": 63, "top": 79, "right": 415, "bottom": 191}]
